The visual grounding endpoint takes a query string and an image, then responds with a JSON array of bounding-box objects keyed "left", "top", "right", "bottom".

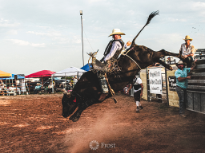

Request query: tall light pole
[{"left": 80, "top": 10, "right": 84, "bottom": 66}]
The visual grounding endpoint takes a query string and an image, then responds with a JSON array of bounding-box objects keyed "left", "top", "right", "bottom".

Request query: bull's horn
[{"left": 67, "top": 92, "right": 71, "bottom": 96}]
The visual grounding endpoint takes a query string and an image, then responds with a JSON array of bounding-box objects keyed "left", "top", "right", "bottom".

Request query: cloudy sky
[{"left": 0, "top": 0, "right": 205, "bottom": 75}]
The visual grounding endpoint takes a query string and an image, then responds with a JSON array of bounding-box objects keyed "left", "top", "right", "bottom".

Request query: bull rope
[{"left": 121, "top": 49, "right": 142, "bottom": 70}]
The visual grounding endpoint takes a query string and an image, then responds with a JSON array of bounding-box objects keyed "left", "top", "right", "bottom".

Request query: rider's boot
[
  {"left": 97, "top": 72, "right": 109, "bottom": 101},
  {"left": 98, "top": 73, "right": 109, "bottom": 94}
]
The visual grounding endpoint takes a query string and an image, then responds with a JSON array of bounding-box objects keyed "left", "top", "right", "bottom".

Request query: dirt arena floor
[{"left": 0, "top": 93, "right": 205, "bottom": 153}]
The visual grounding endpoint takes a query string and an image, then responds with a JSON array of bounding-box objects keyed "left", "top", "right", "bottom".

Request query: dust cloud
[{"left": 63, "top": 110, "right": 129, "bottom": 153}]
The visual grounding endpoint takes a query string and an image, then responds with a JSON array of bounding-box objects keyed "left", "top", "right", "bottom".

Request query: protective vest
[{"left": 103, "top": 39, "right": 124, "bottom": 60}]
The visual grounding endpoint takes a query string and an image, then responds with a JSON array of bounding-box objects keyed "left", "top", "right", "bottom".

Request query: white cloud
[
  {"left": 193, "top": 1, "right": 205, "bottom": 9},
  {"left": 0, "top": 18, "right": 20, "bottom": 27},
  {"left": 154, "top": 33, "right": 183, "bottom": 52},
  {"left": 87, "top": 0, "right": 108, "bottom": 3},
  {"left": 27, "top": 30, "right": 71, "bottom": 43},
  {"left": 72, "top": 36, "right": 81, "bottom": 44},
  {"left": 7, "top": 39, "right": 45, "bottom": 47},
  {"left": 27, "top": 31, "right": 62, "bottom": 37},
  {"left": 189, "top": 1, "right": 205, "bottom": 16},
  {"left": 167, "top": 18, "right": 187, "bottom": 22},
  {"left": 127, "top": 10, "right": 136, "bottom": 15},
  {"left": 8, "top": 39, "right": 29, "bottom": 46},
  {"left": 7, "top": 30, "right": 18, "bottom": 35},
  {"left": 31, "top": 43, "right": 45, "bottom": 47}
]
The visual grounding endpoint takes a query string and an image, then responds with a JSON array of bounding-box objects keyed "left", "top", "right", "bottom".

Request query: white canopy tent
[
  {"left": 51, "top": 66, "right": 86, "bottom": 93},
  {"left": 52, "top": 66, "right": 86, "bottom": 77}
]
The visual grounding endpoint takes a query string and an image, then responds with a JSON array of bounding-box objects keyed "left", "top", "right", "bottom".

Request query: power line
[{"left": 83, "top": 30, "right": 95, "bottom": 52}]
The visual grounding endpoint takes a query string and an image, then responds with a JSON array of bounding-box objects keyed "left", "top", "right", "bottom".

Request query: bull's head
[{"left": 62, "top": 92, "right": 78, "bottom": 118}]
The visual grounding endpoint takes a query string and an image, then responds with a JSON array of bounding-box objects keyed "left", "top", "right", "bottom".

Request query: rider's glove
[{"left": 100, "top": 57, "right": 104, "bottom": 63}]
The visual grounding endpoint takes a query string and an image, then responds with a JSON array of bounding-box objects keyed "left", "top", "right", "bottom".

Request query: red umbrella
[{"left": 25, "top": 70, "right": 55, "bottom": 78}]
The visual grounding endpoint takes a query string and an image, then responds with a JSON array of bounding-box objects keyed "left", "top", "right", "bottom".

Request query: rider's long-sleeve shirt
[{"left": 104, "top": 41, "right": 122, "bottom": 61}]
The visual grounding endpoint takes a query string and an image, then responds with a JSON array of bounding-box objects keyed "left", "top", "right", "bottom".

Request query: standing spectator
[
  {"left": 179, "top": 35, "right": 196, "bottom": 67},
  {"left": 72, "top": 76, "right": 78, "bottom": 87},
  {"left": 34, "top": 83, "right": 42, "bottom": 94},
  {"left": 20, "top": 79, "right": 28, "bottom": 95},
  {"left": 0, "top": 80, "right": 6, "bottom": 95},
  {"left": 47, "top": 81, "right": 54, "bottom": 94},
  {"left": 175, "top": 60, "right": 196, "bottom": 117},
  {"left": 127, "top": 75, "right": 144, "bottom": 113},
  {"left": 0, "top": 80, "right": 4, "bottom": 89}
]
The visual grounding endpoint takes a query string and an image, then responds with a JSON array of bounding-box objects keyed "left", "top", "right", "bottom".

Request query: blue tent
[
  {"left": 1, "top": 74, "right": 25, "bottom": 80},
  {"left": 81, "top": 63, "right": 92, "bottom": 71}
]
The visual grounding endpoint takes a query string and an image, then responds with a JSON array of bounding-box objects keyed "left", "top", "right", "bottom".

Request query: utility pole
[{"left": 80, "top": 10, "right": 84, "bottom": 66}]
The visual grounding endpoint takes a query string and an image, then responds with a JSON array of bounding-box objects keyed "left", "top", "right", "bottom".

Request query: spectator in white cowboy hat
[
  {"left": 175, "top": 60, "right": 196, "bottom": 117},
  {"left": 179, "top": 35, "right": 197, "bottom": 67}
]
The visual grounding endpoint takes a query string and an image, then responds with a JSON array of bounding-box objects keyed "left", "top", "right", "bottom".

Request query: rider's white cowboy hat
[
  {"left": 109, "top": 29, "right": 125, "bottom": 37},
  {"left": 183, "top": 35, "right": 193, "bottom": 41}
]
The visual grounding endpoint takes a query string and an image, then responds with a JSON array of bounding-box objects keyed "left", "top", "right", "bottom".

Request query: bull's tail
[{"left": 131, "top": 10, "right": 159, "bottom": 47}]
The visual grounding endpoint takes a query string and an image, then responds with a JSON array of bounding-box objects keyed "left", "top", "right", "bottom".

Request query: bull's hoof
[
  {"left": 72, "top": 117, "right": 79, "bottom": 122},
  {"left": 69, "top": 115, "right": 80, "bottom": 122},
  {"left": 69, "top": 115, "right": 74, "bottom": 120}
]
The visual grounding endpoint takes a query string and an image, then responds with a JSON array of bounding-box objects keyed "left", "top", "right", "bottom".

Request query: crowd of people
[
  {"left": 0, "top": 79, "right": 28, "bottom": 96},
  {"left": 0, "top": 75, "right": 80, "bottom": 95},
  {"left": 33, "top": 76, "right": 79, "bottom": 94}
]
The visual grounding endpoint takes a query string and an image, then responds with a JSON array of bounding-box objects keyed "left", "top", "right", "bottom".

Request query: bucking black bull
[{"left": 62, "top": 11, "right": 184, "bottom": 122}]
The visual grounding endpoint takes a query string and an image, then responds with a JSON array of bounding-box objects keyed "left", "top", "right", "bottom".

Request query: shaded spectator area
[
  {"left": 25, "top": 70, "right": 55, "bottom": 94},
  {"left": 52, "top": 66, "right": 86, "bottom": 93},
  {"left": 0, "top": 72, "right": 27, "bottom": 96}
]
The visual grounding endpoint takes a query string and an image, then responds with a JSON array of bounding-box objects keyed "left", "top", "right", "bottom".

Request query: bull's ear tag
[{"left": 73, "top": 97, "right": 76, "bottom": 102}]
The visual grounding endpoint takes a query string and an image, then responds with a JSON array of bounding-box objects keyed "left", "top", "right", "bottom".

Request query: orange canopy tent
[{"left": 0, "top": 70, "right": 12, "bottom": 78}]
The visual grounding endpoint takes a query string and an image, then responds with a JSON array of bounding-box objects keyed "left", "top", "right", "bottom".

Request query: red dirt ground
[{"left": 0, "top": 93, "right": 205, "bottom": 153}]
